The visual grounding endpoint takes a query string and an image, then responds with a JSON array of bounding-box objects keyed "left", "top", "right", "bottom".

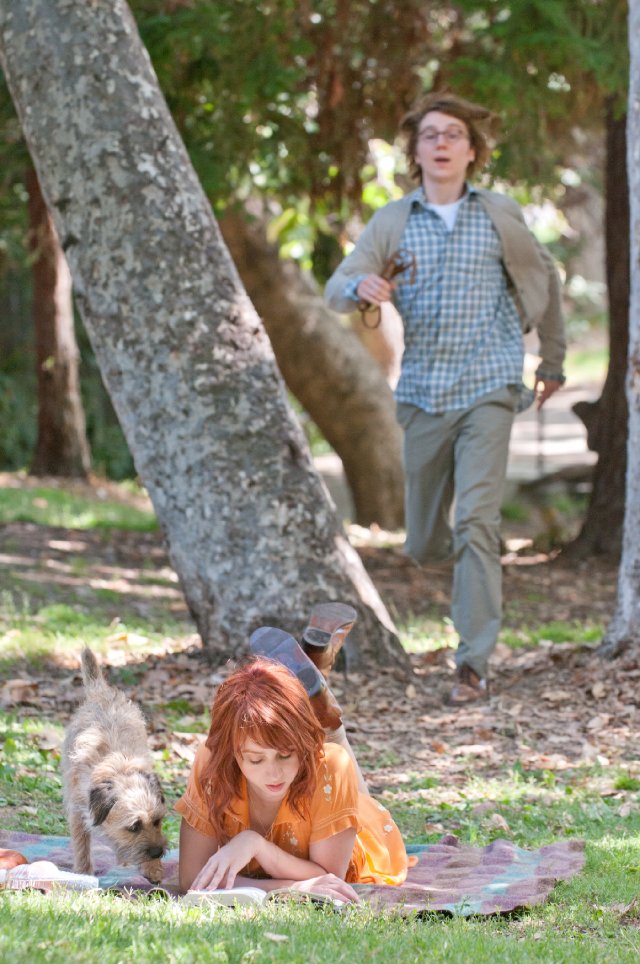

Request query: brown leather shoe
[
  {"left": 301, "top": 602, "right": 357, "bottom": 679},
  {"left": 448, "top": 665, "right": 489, "bottom": 706}
]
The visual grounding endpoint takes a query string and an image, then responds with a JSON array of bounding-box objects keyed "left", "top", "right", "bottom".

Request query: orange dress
[{"left": 175, "top": 742, "right": 410, "bottom": 885}]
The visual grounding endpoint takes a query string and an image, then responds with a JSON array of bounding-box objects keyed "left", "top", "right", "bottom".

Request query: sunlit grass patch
[
  {"left": 500, "top": 620, "right": 603, "bottom": 648},
  {"left": 398, "top": 615, "right": 602, "bottom": 656},
  {"left": 398, "top": 613, "right": 456, "bottom": 654},
  {"left": 0, "top": 597, "right": 191, "bottom": 675},
  {"left": 0, "top": 486, "right": 157, "bottom": 531}
]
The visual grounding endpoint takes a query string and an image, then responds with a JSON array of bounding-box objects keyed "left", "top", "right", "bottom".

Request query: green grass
[
  {"left": 0, "top": 597, "right": 190, "bottom": 676},
  {"left": 0, "top": 486, "right": 157, "bottom": 531},
  {"left": 2, "top": 478, "right": 638, "bottom": 959},
  {"left": 399, "top": 612, "right": 603, "bottom": 655},
  {"left": 2, "top": 710, "right": 640, "bottom": 961},
  {"left": 500, "top": 619, "right": 603, "bottom": 648}
]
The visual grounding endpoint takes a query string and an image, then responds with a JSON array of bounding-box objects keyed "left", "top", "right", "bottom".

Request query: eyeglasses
[{"left": 418, "top": 126, "right": 469, "bottom": 144}]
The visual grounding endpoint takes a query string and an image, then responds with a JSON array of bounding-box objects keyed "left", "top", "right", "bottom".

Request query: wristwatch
[{"left": 535, "top": 369, "right": 566, "bottom": 384}]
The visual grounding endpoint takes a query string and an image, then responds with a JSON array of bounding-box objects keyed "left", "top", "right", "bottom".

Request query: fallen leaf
[
  {"left": 587, "top": 714, "right": 610, "bottom": 729},
  {"left": 34, "top": 728, "right": 62, "bottom": 751},
  {"left": 430, "top": 740, "right": 448, "bottom": 754},
  {"left": 424, "top": 822, "right": 444, "bottom": 834},
  {"left": 0, "top": 679, "right": 39, "bottom": 706},
  {"left": 540, "top": 688, "right": 572, "bottom": 703},
  {"left": 591, "top": 681, "right": 607, "bottom": 699},
  {"left": 405, "top": 684, "right": 417, "bottom": 700},
  {"left": 472, "top": 802, "right": 494, "bottom": 816},
  {"left": 487, "top": 813, "right": 512, "bottom": 834}
]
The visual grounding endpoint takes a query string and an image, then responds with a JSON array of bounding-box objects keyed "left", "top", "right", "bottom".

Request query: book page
[{"left": 182, "top": 886, "right": 266, "bottom": 907}]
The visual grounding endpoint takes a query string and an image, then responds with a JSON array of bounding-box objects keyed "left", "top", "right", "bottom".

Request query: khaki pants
[{"left": 397, "top": 387, "right": 516, "bottom": 679}]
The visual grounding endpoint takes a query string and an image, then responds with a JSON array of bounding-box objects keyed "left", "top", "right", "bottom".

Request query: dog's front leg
[{"left": 69, "top": 809, "right": 93, "bottom": 874}]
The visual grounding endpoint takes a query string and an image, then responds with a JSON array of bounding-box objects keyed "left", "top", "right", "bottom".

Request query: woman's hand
[
  {"left": 290, "top": 873, "right": 360, "bottom": 904},
  {"left": 190, "top": 830, "right": 261, "bottom": 891}
]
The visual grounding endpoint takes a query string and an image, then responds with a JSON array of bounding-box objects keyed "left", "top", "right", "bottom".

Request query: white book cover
[{"left": 0, "top": 860, "right": 100, "bottom": 892}]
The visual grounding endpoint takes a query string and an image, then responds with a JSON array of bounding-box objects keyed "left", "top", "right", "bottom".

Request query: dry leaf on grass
[
  {"left": 540, "top": 688, "right": 572, "bottom": 703},
  {"left": 487, "top": 813, "right": 513, "bottom": 835},
  {"left": 0, "top": 679, "right": 39, "bottom": 706}
]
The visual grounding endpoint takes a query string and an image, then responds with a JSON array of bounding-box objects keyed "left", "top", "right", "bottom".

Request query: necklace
[{"left": 247, "top": 790, "right": 280, "bottom": 839}]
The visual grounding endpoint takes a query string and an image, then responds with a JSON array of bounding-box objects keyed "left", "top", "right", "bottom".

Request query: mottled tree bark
[
  {"left": 27, "top": 166, "right": 91, "bottom": 478},
  {"left": 0, "top": 0, "right": 404, "bottom": 666},
  {"left": 601, "top": 1, "right": 640, "bottom": 657},
  {"left": 571, "top": 102, "right": 629, "bottom": 558},
  {"left": 219, "top": 210, "right": 405, "bottom": 529}
]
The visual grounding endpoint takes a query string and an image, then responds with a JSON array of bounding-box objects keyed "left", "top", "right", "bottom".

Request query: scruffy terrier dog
[{"left": 62, "top": 647, "right": 167, "bottom": 883}]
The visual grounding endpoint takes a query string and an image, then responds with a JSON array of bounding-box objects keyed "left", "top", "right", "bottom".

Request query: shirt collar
[{"left": 411, "top": 182, "right": 476, "bottom": 210}]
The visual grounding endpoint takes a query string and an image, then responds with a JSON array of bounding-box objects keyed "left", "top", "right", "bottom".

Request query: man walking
[{"left": 325, "top": 93, "right": 566, "bottom": 704}]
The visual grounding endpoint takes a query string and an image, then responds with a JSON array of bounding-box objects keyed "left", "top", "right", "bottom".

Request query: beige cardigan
[{"left": 325, "top": 189, "right": 566, "bottom": 373}]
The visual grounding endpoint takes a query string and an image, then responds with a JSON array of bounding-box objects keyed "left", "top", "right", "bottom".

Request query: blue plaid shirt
[{"left": 346, "top": 187, "right": 524, "bottom": 414}]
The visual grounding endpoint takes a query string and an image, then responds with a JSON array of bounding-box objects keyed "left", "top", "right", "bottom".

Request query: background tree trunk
[
  {"left": 219, "top": 210, "right": 405, "bottom": 529},
  {"left": 0, "top": 0, "right": 405, "bottom": 668},
  {"left": 570, "top": 101, "right": 629, "bottom": 558},
  {"left": 600, "top": 1, "right": 640, "bottom": 657},
  {"left": 27, "top": 165, "right": 91, "bottom": 478}
]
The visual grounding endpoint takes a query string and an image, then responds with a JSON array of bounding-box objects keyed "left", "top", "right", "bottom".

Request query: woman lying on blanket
[{"left": 176, "top": 653, "right": 411, "bottom": 902}]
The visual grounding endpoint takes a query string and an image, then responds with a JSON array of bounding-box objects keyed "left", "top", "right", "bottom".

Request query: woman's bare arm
[
  {"left": 178, "top": 819, "right": 219, "bottom": 893},
  {"left": 190, "top": 826, "right": 357, "bottom": 891}
]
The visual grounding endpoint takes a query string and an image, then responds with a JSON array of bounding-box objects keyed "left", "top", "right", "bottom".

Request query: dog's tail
[{"left": 80, "top": 646, "right": 103, "bottom": 686}]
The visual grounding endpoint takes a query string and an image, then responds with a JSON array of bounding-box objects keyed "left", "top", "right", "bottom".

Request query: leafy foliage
[
  {"left": 132, "top": 0, "right": 435, "bottom": 211},
  {"left": 449, "top": 0, "right": 628, "bottom": 181}
]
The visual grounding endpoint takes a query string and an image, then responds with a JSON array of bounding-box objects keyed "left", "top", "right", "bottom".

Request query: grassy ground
[{"left": 1, "top": 481, "right": 639, "bottom": 962}]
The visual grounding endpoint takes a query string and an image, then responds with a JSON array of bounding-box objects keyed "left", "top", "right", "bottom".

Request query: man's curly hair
[{"left": 400, "top": 92, "right": 498, "bottom": 182}]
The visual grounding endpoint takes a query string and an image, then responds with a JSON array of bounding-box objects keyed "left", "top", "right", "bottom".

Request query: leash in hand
[{"left": 357, "top": 248, "right": 416, "bottom": 329}]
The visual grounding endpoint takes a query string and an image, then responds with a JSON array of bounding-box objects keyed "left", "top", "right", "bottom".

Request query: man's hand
[
  {"left": 290, "top": 873, "right": 360, "bottom": 904},
  {"left": 356, "top": 274, "right": 395, "bottom": 306},
  {"left": 535, "top": 377, "right": 564, "bottom": 409},
  {"left": 190, "top": 830, "right": 261, "bottom": 891}
]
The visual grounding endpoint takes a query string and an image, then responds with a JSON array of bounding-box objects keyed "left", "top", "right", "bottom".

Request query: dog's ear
[
  {"left": 89, "top": 779, "right": 117, "bottom": 825},
  {"left": 144, "top": 772, "right": 165, "bottom": 803}
]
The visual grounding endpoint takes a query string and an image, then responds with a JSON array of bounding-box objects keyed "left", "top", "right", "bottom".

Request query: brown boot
[
  {"left": 301, "top": 602, "right": 357, "bottom": 679},
  {"left": 249, "top": 626, "right": 343, "bottom": 730},
  {"left": 448, "top": 665, "right": 489, "bottom": 706}
]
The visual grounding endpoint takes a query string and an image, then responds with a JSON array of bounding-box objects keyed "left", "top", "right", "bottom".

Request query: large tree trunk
[
  {"left": 27, "top": 165, "right": 91, "bottom": 478},
  {"left": 600, "top": 2, "right": 640, "bottom": 657},
  {"left": 219, "top": 210, "right": 405, "bottom": 529},
  {"left": 570, "top": 101, "right": 629, "bottom": 558},
  {"left": 0, "top": 0, "right": 404, "bottom": 667}
]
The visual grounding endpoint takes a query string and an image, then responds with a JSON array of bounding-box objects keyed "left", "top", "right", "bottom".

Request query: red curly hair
[{"left": 200, "top": 657, "right": 325, "bottom": 841}]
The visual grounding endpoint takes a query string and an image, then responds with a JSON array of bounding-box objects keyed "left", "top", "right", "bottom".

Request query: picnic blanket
[{"left": 0, "top": 830, "right": 585, "bottom": 916}]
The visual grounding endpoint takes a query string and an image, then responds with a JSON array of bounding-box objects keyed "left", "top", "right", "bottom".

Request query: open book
[
  {"left": 182, "top": 885, "right": 346, "bottom": 909},
  {"left": 0, "top": 860, "right": 100, "bottom": 893}
]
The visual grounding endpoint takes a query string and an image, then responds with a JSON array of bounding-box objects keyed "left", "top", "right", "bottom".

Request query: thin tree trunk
[
  {"left": 27, "top": 165, "right": 91, "bottom": 478},
  {"left": 600, "top": 2, "right": 640, "bottom": 657},
  {"left": 0, "top": 0, "right": 404, "bottom": 666},
  {"left": 570, "top": 102, "right": 629, "bottom": 559},
  {"left": 219, "top": 210, "right": 405, "bottom": 529}
]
